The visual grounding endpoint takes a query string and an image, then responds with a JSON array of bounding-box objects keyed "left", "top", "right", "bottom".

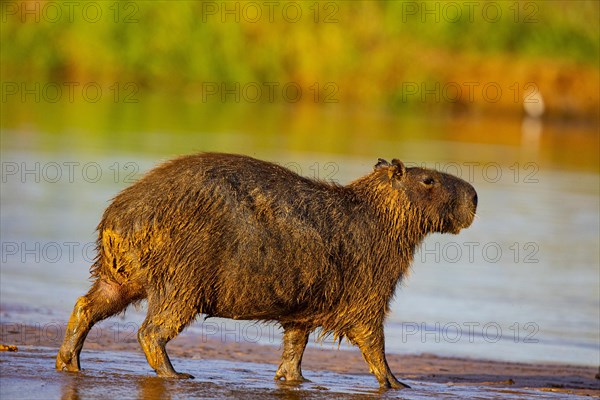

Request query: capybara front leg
[
  {"left": 57, "top": 280, "right": 139, "bottom": 372},
  {"left": 274, "top": 324, "right": 310, "bottom": 382},
  {"left": 348, "top": 325, "right": 410, "bottom": 389},
  {"left": 137, "top": 306, "right": 195, "bottom": 379}
]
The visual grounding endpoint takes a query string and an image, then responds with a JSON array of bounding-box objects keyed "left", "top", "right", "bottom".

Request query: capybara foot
[
  {"left": 382, "top": 377, "right": 411, "bottom": 389},
  {"left": 274, "top": 367, "right": 308, "bottom": 383},
  {"left": 174, "top": 372, "right": 195, "bottom": 379},
  {"left": 275, "top": 375, "right": 309, "bottom": 384},
  {"left": 55, "top": 350, "right": 80, "bottom": 372},
  {"left": 274, "top": 375, "right": 309, "bottom": 383},
  {"left": 158, "top": 371, "right": 195, "bottom": 379}
]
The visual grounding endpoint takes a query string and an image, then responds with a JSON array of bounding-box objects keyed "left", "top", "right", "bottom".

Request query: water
[
  {"left": 1, "top": 101, "right": 598, "bottom": 368},
  {"left": 2, "top": 347, "right": 588, "bottom": 400}
]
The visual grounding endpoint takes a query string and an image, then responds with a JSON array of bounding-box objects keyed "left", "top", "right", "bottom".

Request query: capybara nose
[{"left": 472, "top": 193, "right": 478, "bottom": 208}]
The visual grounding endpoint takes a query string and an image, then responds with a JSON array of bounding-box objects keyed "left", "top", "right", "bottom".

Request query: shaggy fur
[{"left": 56, "top": 152, "right": 477, "bottom": 389}]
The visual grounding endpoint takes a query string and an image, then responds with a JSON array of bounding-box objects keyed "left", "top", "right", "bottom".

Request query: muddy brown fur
[{"left": 56, "top": 152, "right": 477, "bottom": 389}]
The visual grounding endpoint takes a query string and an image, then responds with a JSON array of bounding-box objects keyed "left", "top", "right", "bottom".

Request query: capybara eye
[{"left": 421, "top": 177, "right": 435, "bottom": 186}]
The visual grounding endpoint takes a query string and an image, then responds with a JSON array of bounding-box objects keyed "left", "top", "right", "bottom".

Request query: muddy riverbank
[{"left": 1, "top": 323, "right": 597, "bottom": 399}]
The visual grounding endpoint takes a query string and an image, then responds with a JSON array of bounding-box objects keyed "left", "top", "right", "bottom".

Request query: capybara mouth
[
  {"left": 448, "top": 219, "right": 470, "bottom": 234},
  {"left": 453, "top": 212, "right": 476, "bottom": 234}
]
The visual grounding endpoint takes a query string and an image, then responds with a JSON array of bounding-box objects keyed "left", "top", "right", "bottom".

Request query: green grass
[{"left": 1, "top": 1, "right": 598, "bottom": 111}]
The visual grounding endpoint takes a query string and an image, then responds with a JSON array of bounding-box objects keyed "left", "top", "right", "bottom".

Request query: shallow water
[
  {"left": 0, "top": 347, "right": 591, "bottom": 400},
  {"left": 1, "top": 102, "right": 598, "bottom": 368}
]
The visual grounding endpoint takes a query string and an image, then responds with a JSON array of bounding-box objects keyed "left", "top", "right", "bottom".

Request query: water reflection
[
  {"left": 137, "top": 377, "right": 171, "bottom": 400},
  {"left": 60, "top": 373, "right": 81, "bottom": 400}
]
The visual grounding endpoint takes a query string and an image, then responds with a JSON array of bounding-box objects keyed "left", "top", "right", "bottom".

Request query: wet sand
[{"left": 1, "top": 323, "right": 598, "bottom": 399}]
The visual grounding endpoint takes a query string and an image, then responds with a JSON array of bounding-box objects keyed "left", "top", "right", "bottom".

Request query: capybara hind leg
[
  {"left": 56, "top": 296, "right": 93, "bottom": 372},
  {"left": 138, "top": 302, "right": 196, "bottom": 379},
  {"left": 348, "top": 325, "right": 410, "bottom": 389},
  {"left": 274, "top": 324, "right": 310, "bottom": 382},
  {"left": 56, "top": 280, "right": 142, "bottom": 372}
]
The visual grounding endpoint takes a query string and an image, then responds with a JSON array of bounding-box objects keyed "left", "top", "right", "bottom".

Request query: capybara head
[{"left": 373, "top": 158, "right": 477, "bottom": 234}]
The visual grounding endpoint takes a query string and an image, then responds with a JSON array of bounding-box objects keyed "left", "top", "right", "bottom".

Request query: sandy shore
[{"left": 1, "top": 322, "right": 598, "bottom": 399}]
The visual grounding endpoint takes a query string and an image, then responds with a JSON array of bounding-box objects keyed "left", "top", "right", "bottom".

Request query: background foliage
[{"left": 2, "top": 0, "right": 599, "bottom": 118}]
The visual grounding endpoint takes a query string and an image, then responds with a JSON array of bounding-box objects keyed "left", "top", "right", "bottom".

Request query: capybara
[{"left": 56, "top": 152, "right": 477, "bottom": 389}]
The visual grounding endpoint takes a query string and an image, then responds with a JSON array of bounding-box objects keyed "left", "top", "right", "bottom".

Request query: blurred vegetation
[{"left": 1, "top": 0, "right": 599, "bottom": 118}]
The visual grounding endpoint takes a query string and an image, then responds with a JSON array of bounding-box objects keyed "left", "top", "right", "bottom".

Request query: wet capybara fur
[{"left": 56, "top": 152, "right": 477, "bottom": 389}]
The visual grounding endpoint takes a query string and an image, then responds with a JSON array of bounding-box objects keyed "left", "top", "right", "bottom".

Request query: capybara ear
[
  {"left": 391, "top": 159, "right": 406, "bottom": 178},
  {"left": 374, "top": 158, "right": 390, "bottom": 170}
]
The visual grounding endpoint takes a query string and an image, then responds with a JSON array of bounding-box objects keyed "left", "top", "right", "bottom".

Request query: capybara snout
[{"left": 57, "top": 152, "right": 477, "bottom": 389}]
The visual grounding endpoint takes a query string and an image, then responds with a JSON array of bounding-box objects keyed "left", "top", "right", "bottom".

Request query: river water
[{"left": 1, "top": 101, "right": 598, "bottom": 367}]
